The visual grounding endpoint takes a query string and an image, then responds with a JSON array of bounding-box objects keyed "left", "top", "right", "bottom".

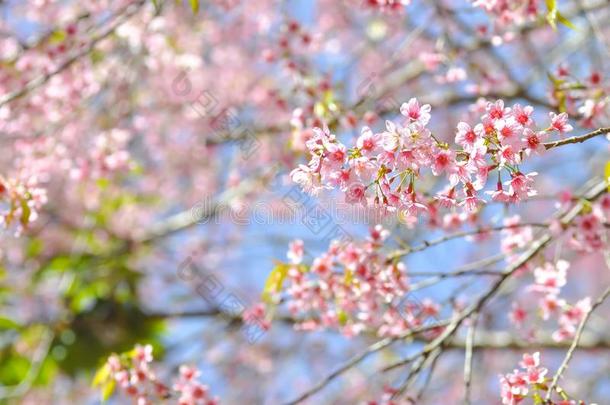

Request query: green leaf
[
  {"left": 27, "top": 238, "right": 44, "bottom": 258},
  {"left": 344, "top": 269, "right": 353, "bottom": 285},
  {"left": 92, "top": 363, "right": 110, "bottom": 387},
  {"left": 49, "top": 30, "right": 67, "bottom": 44},
  {"left": 546, "top": 72, "right": 563, "bottom": 86},
  {"left": 605, "top": 161, "right": 610, "bottom": 192},
  {"left": 151, "top": 0, "right": 161, "bottom": 13},
  {"left": 90, "top": 49, "right": 105, "bottom": 64},
  {"left": 0, "top": 316, "right": 20, "bottom": 331},
  {"left": 96, "top": 178, "right": 110, "bottom": 189},
  {"left": 20, "top": 199, "right": 31, "bottom": 227},
  {"left": 556, "top": 11, "right": 575, "bottom": 29},
  {"left": 102, "top": 379, "right": 115, "bottom": 402},
  {"left": 0, "top": 354, "right": 30, "bottom": 385},
  {"left": 546, "top": 0, "right": 558, "bottom": 29},
  {"left": 262, "top": 263, "right": 289, "bottom": 303},
  {"left": 546, "top": 0, "right": 575, "bottom": 29},
  {"left": 189, "top": 0, "right": 199, "bottom": 13},
  {"left": 337, "top": 310, "right": 348, "bottom": 325}
]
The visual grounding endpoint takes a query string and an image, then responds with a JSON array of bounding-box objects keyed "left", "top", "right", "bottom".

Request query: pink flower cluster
[
  {"left": 509, "top": 259, "right": 592, "bottom": 343},
  {"left": 499, "top": 352, "right": 549, "bottom": 405},
  {"left": 569, "top": 195, "right": 610, "bottom": 252},
  {"left": 291, "top": 98, "right": 571, "bottom": 224},
  {"left": 500, "top": 352, "right": 592, "bottom": 405},
  {"left": 69, "top": 128, "right": 133, "bottom": 180},
  {"left": 0, "top": 174, "right": 47, "bottom": 233},
  {"left": 552, "top": 64, "right": 608, "bottom": 129},
  {"left": 275, "top": 225, "right": 442, "bottom": 338},
  {"left": 363, "top": 0, "right": 411, "bottom": 12},
  {"left": 529, "top": 260, "right": 590, "bottom": 342},
  {"left": 242, "top": 302, "right": 272, "bottom": 331},
  {"left": 105, "top": 344, "right": 219, "bottom": 405},
  {"left": 262, "top": 18, "right": 316, "bottom": 74},
  {"left": 500, "top": 215, "right": 533, "bottom": 261},
  {"left": 472, "top": 0, "right": 541, "bottom": 27}
]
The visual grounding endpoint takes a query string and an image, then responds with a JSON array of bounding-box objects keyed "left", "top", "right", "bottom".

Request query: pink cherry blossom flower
[
  {"left": 381, "top": 120, "right": 404, "bottom": 152},
  {"left": 287, "top": 239, "right": 304, "bottom": 264},
  {"left": 134, "top": 344, "right": 153, "bottom": 364},
  {"left": 561, "top": 297, "right": 591, "bottom": 325},
  {"left": 495, "top": 119, "right": 523, "bottom": 148},
  {"left": 539, "top": 294, "right": 563, "bottom": 320},
  {"left": 512, "top": 104, "right": 534, "bottom": 127},
  {"left": 549, "top": 112, "right": 573, "bottom": 133},
  {"left": 400, "top": 97, "right": 431, "bottom": 126},
  {"left": 467, "top": 142, "right": 488, "bottom": 170},
  {"left": 509, "top": 302, "right": 527, "bottom": 327},
  {"left": 499, "top": 144, "right": 521, "bottom": 166},
  {"left": 324, "top": 141, "right": 347, "bottom": 168},
  {"left": 578, "top": 99, "right": 606, "bottom": 128},
  {"left": 431, "top": 148, "right": 455, "bottom": 176},
  {"left": 532, "top": 260, "right": 568, "bottom": 295},
  {"left": 345, "top": 182, "right": 367, "bottom": 204},
  {"left": 179, "top": 365, "right": 201, "bottom": 381},
  {"left": 487, "top": 181, "right": 512, "bottom": 202},
  {"left": 553, "top": 326, "right": 574, "bottom": 342},
  {"left": 460, "top": 194, "right": 483, "bottom": 212},
  {"left": 311, "top": 255, "right": 333, "bottom": 275},
  {"left": 556, "top": 62, "right": 570, "bottom": 77},
  {"left": 575, "top": 212, "right": 602, "bottom": 235},
  {"left": 401, "top": 194, "right": 428, "bottom": 218},
  {"left": 524, "top": 365, "right": 547, "bottom": 384},
  {"left": 505, "top": 171, "right": 537, "bottom": 200},
  {"left": 328, "top": 168, "right": 352, "bottom": 189},
  {"left": 480, "top": 116, "right": 496, "bottom": 137},
  {"left": 519, "top": 352, "right": 540, "bottom": 369},
  {"left": 357, "top": 126, "right": 382, "bottom": 157},
  {"left": 369, "top": 224, "right": 390, "bottom": 243},
  {"left": 599, "top": 193, "right": 610, "bottom": 216},
  {"left": 449, "top": 161, "right": 473, "bottom": 187},
  {"left": 486, "top": 99, "right": 509, "bottom": 121},
  {"left": 522, "top": 128, "right": 547, "bottom": 156},
  {"left": 290, "top": 164, "right": 322, "bottom": 195},
  {"left": 455, "top": 121, "right": 480, "bottom": 151},
  {"left": 435, "top": 187, "right": 457, "bottom": 208}
]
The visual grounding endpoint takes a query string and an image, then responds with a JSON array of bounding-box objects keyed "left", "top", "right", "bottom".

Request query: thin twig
[
  {"left": 387, "top": 223, "right": 549, "bottom": 262},
  {"left": 464, "top": 312, "right": 479, "bottom": 405},
  {"left": 281, "top": 322, "right": 448, "bottom": 405},
  {"left": 545, "top": 285, "right": 610, "bottom": 402}
]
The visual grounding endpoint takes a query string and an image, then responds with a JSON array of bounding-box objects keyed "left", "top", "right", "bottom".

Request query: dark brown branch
[{"left": 543, "top": 127, "right": 610, "bottom": 150}]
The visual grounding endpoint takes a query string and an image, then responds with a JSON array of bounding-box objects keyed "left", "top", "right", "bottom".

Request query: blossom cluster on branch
[
  {"left": 97, "top": 344, "right": 219, "bottom": 405},
  {"left": 500, "top": 352, "right": 596, "bottom": 405},
  {"left": 290, "top": 98, "right": 573, "bottom": 226},
  {"left": 265, "top": 225, "right": 442, "bottom": 338}
]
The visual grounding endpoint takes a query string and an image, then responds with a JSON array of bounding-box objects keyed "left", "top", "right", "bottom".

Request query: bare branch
[
  {"left": 281, "top": 322, "right": 449, "bottom": 405},
  {"left": 463, "top": 313, "right": 479, "bottom": 405}
]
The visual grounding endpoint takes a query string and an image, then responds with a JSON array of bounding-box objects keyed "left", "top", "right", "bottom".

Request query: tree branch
[
  {"left": 543, "top": 127, "right": 610, "bottom": 150},
  {"left": 545, "top": 285, "right": 610, "bottom": 402}
]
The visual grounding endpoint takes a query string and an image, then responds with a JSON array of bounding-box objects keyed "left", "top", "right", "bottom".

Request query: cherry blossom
[{"left": 100, "top": 345, "right": 220, "bottom": 405}]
